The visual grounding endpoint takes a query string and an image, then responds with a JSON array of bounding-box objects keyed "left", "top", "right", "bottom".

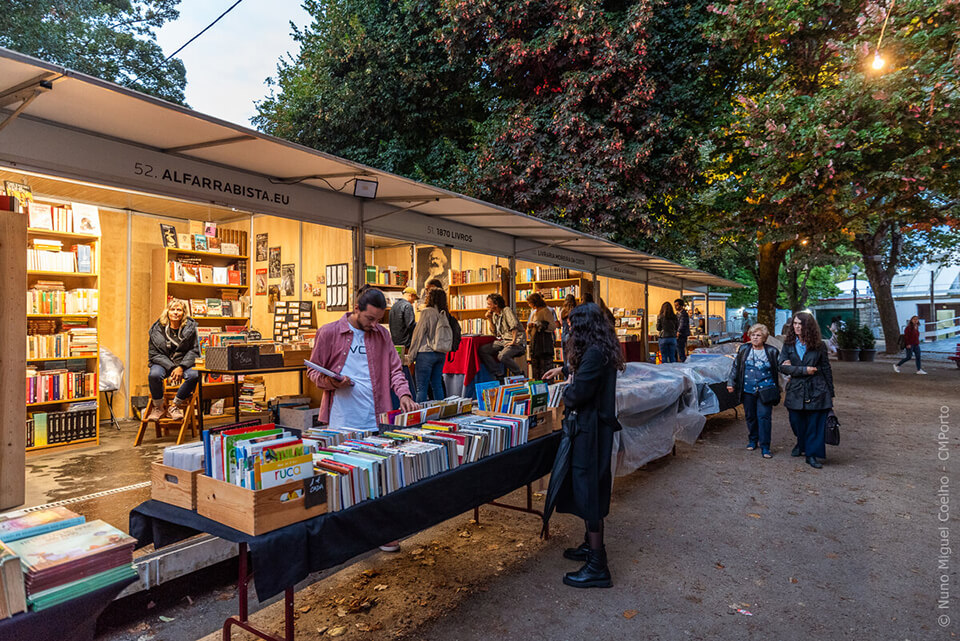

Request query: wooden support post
[{"left": 0, "top": 208, "right": 26, "bottom": 509}]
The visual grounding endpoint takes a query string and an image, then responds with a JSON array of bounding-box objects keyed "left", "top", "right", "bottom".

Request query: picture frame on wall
[
  {"left": 160, "top": 223, "right": 178, "bottom": 248},
  {"left": 269, "top": 247, "right": 281, "bottom": 278},
  {"left": 281, "top": 264, "right": 296, "bottom": 297},
  {"left": 256, "top": 234, "right": 268, "bottom": 261},
  {"left": 416, "top": 246, "right": 451, "bottom": 299},
  {"left": 255, "top": 268, "right": 267, "bottom": 295}
]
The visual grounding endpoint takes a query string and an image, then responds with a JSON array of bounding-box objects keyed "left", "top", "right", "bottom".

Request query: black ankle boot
[
  {"left": 563, "top": 541, "right": 590, "bottom": 562},
  {"left": 805, "top": 456, "right": 822, "bottom": 469},
  {"left": 563, "top": 546, "right": 612, "bottom": 588}
]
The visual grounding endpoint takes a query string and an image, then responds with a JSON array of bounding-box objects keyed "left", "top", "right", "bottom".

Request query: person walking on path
[
  {"left": 778, "top": 312, "right": 835, "bottom": 469},
  {"left": 894, "top": 315, "right": 927, "bottom": 375},
  {"left": 675, "top": 299, "right": 690, "bottom": 362},
  {"left": 541, "top": 302, "right": 625, "bottom": 589},
  {"left": 726, "top": 324, "right": 781, "bottom": 458},
  {"left": 405, "top": 288, "right": 453, "bottom": 402},
  {"left": 478, "top": 293, "right": 526, "bottom": 380},
  {"left": 656, "top": 302, "right": 679, "bottom": 363}
]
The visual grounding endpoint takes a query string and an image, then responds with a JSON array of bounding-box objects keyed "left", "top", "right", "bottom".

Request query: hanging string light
[{"left": 872, "top": 0, "right": 896, "bottom": 70}]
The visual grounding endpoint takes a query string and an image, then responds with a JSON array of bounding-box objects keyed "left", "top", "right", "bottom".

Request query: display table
[
  {"left": 443, "top": 334, "right": 496, "bottom": 397},
  {"left": 0, "top": 575, "right": 137, "bottom": 641},
  {"left": 130, "top": 431, "right": 560, "bottom": 640},
  {"left": 195, "top": 365, "right": 307, "bottom": 429}
]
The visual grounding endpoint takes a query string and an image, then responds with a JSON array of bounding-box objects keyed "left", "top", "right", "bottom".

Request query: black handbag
[
  {"left": 825, "top": 409, "right": 840, "bottom": 446},
  {"left": 758, "top": 384, "right": 781, "bottom": 406}
]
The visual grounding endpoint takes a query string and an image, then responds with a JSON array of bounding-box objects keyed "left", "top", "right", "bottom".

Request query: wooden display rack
[
  {"left": 448, "top": 266, "right": 511, "bottom": 332},
  {"left": 25, "top": 214, "right": 101, "bottom": 453}
]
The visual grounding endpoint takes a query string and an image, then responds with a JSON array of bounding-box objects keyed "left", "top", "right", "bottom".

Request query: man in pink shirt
[{"left": 307, "top": 288, "right": 418, "bottom": 428}]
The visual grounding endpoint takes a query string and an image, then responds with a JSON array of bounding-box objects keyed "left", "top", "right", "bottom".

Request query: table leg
[
  {"left": 198, "top": 377, "right": 204, "bottom": 431},
  {"left": 222, "top": 542, "right": 295, "bottom": 641},
  {"left": 234, "top": 378, "right": 241, "bottom": 421}
]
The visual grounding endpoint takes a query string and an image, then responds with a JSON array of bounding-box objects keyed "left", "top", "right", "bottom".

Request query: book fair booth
[{"left": 0, "top": 47, "right": 741, "bottom": 638}]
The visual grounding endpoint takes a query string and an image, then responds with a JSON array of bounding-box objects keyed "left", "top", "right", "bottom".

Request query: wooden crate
[
  {"left": 475, "top": 406, "right": 563, "bottom": 441},
  {"left": 196, "top": 474, "right": 328, "bottom": 536},
  {"left": 151, "top": 463, "right": 201, "bottom": 510},
  {"left": 282, "top": 349, "right": 312, "bottom": 367}
]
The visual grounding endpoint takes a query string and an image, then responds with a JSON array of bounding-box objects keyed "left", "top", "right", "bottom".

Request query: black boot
[
  {"left": 791, "top": 444, "right": 803, "bottom": 457},
  {"left": 563, "top": 541, "right": 590, "bottom": 562},
  {"left": 563, "top": 546, "right": 612, "bottom": 588},
  {"left": 805, "top": 456, "right": 822, "bottom": 469}
]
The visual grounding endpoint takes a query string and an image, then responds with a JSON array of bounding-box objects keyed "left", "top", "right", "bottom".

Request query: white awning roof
[{"left": 0, "top": 47, "right": 741, "bottom": 289}]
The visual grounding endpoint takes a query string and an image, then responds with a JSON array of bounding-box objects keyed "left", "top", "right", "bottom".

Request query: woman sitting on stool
[{"left": 147, "top": 299, "right": 200, "bottom": 421}]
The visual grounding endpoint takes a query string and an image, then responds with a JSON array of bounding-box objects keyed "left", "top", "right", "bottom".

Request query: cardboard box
[
  {"left": 279, "top": 406, "right": 321, "bottom": 430},
  {"left": 151, "top": 462, "right": 201, "bottom": 510},
  {"left": 196, "top": 474, "right": 328, "bottom": 536}
]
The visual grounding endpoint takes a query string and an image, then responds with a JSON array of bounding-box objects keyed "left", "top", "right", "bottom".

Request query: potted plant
[
  {"left": 858, "top": 324, "right": 877, "bottom": 361},
  {"left": 835, "top": 323, "right": 860, "bottom": 361}
]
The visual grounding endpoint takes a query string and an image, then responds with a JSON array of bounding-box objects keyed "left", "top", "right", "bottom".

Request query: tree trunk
[
  {"left": 756, "top": 241, "right": 791, "bottom": 330},
  {"left": 854, "top": 224, "right": 902, "bottom": 354}
]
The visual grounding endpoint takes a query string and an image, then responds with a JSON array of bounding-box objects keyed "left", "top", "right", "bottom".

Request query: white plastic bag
[{"left": 99, "top": 347, "right": 124, "bottom": 392}]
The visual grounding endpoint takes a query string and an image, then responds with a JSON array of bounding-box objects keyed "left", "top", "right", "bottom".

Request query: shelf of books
[
  {"left": 152, "top": 228, "right": 251, "bottom": 396},
  {"left": 514, "top": 268, "right": 594, "bottom": 320},
  {"left": 25, "top": 200, "right": 101, "bottom": 452},
  {"left": 449, "top": 265, "right": 511, "bottom": 334}
]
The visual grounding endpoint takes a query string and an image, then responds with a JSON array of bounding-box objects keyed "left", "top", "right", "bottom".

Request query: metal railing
[{"left": 922, "top": 316, "right": 960, "bottom": 340}]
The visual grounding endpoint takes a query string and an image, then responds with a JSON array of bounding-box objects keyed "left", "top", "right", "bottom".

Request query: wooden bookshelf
[
  {"left": 449, "top": 266, "right": 511, "bottom": 320},
  {"left": 26, "top": 209, "right": 101, "bottom": 452},
  {"left": 515, "top": 273, "right": 593, "bottom": 323}
]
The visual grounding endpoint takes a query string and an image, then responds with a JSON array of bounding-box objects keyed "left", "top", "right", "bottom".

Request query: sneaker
[
  {"left": 146, "top": 400, "right": 166, "bottom": 422},
  {"left": 379, "top": 541, "right": 401, "bottom": 553},
  {"left": 167, "top": 400, "right": 185, "bottom": 421},
  {"left": 893, "top": 364, "right": 900, "bottom": 373},
  {"left": 917, "top": 369, "right": 928, "bottom": 375}
]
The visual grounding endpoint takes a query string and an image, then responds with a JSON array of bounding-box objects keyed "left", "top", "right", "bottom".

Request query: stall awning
[{"left": 0, "top": 47, "right": 741, "bottom": 290}]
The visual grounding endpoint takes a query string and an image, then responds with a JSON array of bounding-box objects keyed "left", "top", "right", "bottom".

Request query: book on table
[{"left": 0, "top": 506, "right": 85, "bottom": 543}]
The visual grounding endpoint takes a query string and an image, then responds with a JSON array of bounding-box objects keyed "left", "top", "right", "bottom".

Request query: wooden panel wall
[
  {"left": 647, "top": 284, "right": 682, "bottom": 334},
  {"left": 597, "top": 276, "right": 645, "bottom": 314},
  {"left": 0, "top": 210, "right": 26, "bottom": 509},
  {"left": 98, "top": 209, "right": 130, "bottom": 417}
]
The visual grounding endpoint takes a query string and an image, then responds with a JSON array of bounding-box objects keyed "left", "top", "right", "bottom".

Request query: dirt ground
[{"left": 98, "top": 359, "right": 960, "bottom": 641}]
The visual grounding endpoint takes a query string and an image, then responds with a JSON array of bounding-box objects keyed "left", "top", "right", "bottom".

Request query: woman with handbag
[
  {"left": 405, "top": 288, "right": 453, "bottom": 402},
  {"left": 778, "top": 312, "right": 835, "bottom": 469},
  {"left": 541, "top": 303, "right": 625, "bottom": 588},
  {"left": 726, "top": 324, "right": 780, "bottom": 458},
  {"left": 526, "top": 292, "right": 558, "bottom": 379}
]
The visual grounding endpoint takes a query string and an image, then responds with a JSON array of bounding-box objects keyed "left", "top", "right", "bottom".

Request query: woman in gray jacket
[{"left": 405, "top": 288, "right": 453, "bottom": 402}]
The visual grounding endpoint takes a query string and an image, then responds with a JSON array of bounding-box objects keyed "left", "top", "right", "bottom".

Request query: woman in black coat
[
  {"left": 543, "top": 302, "right": 625, "bottom": 588},
  {"left": 778, "top": 312, "right": 835, "bottom": 469}
]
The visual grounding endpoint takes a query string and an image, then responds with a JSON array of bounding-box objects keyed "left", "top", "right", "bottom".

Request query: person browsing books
[
  {"left": 307, "top": 287, "right": 417, "bottom": 429},
  {"left": 478, "top": 293, "right": 526, "bottom": 380},
  {"left": 147, "top": 299, "right": 200, "bottom": 421},
  {"left": 405, "top": 287, "right": 453, "bottom": 402}
]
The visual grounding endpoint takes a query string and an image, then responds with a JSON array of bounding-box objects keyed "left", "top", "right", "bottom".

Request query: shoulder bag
[
  {"left": 758, "top": 384, "right": 781, "bottom": 406},
  {"left": 825, "top": 409, "right": 840, "bottom": 446}
]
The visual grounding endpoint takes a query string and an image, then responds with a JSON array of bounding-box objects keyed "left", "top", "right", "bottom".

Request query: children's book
[{"left": 0, "top": 507, "right": 85, "bottom": 543}]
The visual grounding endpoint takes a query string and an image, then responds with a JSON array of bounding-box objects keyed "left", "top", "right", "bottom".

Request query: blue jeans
[
  {"left": 790, "top": 408, "right": 828, "bottom": 459},
  {"left": 742, "top": 391, "right": 772, "bottom": 449},
  {"left": 659, "top": 337, "right": 678, "bottom": 363},
  {"left": 148, "top": 364, "right": 198, "bottom": 402},
  {"left": 414, "top": 351, "right": 446, "bottom": 403},
  {"left": 677, "top": 336, "right": 688, "bottom": 362},
  {"left": 897, "top": 345, "right": 922, "bottom": 370}
]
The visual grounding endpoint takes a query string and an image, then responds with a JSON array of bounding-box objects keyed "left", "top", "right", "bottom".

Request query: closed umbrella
[{"left": 541, "top": 411, "right": 578, "bottom": 537}]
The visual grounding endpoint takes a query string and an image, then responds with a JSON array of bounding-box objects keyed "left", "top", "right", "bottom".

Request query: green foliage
[
  {"left": 0, "top": 1, "right": 186, "bottom": 104},
  {"left": 857, "top": 324, "right": 876, "bottom": 349},
  {"left": 254, "top": 0, "right": 484, "bottom": 185},
  {"left": 834, "top": 322, "right": 860, "bottom": 349}
]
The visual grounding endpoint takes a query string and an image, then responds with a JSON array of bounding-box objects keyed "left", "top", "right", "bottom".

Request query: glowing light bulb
[{"left": 872, "top": 52, "right": 885, "bottom": 70}]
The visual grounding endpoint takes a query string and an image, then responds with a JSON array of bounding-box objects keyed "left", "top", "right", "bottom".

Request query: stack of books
[
  {"left": 449, "top": 293, "right": 488, "bottom": 311},
  {"left": 204, "top": 422, "right": 316, "bottom": 489},
  {"left": 27, "top": 285, "right": 98, "bottom": 314},
  {"left": 474, "top": 379, "right": 549, "bottom": 415},
  {"left": 451, "top": 265, "right": 503, "bottom": 284},
  {"left": 377, "top": 396, "right": 473, "bottom": 427},
  {"left": 0, "top": 507, "right": 85, "bottom": 543},
  {"left": 238, "top": 376, "right": 267, "bottom": 412},
  {"left": 26, "top": 366, "right": 97, "bottom": 403},
  {"left": 66, "top": 327, "right": 97, "bottom": 357},
  {"left": 26, "top": 406, "right": 98, "bottom": 446},
  {"left": 4, "top": 520, "right": 136, "bottom": 611}
]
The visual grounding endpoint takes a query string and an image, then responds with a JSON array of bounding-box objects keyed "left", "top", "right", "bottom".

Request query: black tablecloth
[
  {"left": 0, "top": 575, "right": 137, "bottom": 641},
  {"left": 130, "top": 432, "right": 560, "bottom": 602}
]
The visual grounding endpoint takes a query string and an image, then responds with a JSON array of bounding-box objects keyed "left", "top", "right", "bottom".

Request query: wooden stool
[{"left": 134, "top": 387, "right": 199, "bottom": 447}]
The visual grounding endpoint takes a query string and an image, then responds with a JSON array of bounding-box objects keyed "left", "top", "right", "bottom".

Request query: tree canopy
[{"left": 0, "top": 0, "right": 186, "bottom": 104}]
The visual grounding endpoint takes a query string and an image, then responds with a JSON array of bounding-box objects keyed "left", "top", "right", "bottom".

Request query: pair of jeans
[
  {"left": 658, "top": 337, "right": 678, "bottom": 363},
  {"left": 148, "top": 364, "right": 199, "bottom": 402},
  {"left": 677, "top": 336, "right": 688, "bottom": 362},
  {"left": 897, "top": 345, "right": 922, "bottom": 370},
  {"left": 742, "top": 391, "right": 772, "bottom": 449},
  {"left": 789, "top": 408, "right": 828, "bottom": 459},
  {"left": 478, "top": 340, "right": 526, "bottom": 378},
  {"left": 414, "top": 351, "right": 446, "bottom": 403}
]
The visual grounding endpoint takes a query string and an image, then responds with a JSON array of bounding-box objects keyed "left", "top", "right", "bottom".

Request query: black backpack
[
  {"left": 447, "top": 311, "right": 462, "bottom": 352},
  {"left": 897, "top": 333, "right": 906, "bottom": 350}
]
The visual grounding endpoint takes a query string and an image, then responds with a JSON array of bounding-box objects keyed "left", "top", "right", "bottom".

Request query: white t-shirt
[{"left": 327, "top": 325, "right": 377, "bottom": 428}]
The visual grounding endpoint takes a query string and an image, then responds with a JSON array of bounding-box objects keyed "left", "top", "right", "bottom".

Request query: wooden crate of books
[
  {"left": 196, "top": 474, "right": 328, "bottom": 536},
  {"left": 281, "top": 348, "right": 312, "bottom": 367},
  {"left": 475, "top": 406, "right": 562, "bottom": 441},
  {"left": 151, "top": 463, "right": 201, "bottom": 510}
]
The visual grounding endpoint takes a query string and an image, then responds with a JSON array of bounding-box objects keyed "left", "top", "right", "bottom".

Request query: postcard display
[
  {"left": 273, "top": 301, "right": 313, "bottom": 341},
  {"left": 325, "top": 263, "right": 349, "bottom": 311}
]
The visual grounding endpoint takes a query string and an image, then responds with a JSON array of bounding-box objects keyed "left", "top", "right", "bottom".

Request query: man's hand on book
[
  {"left": 399, "top": 395, "right": 419, "bottom": 412},
  {"left": 329, "top": 375, "right": 353, "bottom": 389}
]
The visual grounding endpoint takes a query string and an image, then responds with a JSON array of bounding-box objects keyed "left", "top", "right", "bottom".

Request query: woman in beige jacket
[{"left": 405, "top": 288, "right": 454, "bottom": 402}]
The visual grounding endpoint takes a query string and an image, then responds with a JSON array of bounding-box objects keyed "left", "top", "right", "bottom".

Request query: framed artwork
[
  {"left": 256, "top": 233, "right": 268, "bottom": 261},
  {"left": 255, "top": 268, "right": 267, "bottom": 295},
  {"left": 268, "top": 247, "right": 281, "bottom": 278},
  {"left": 416, "top": 246, "right": 451, "bottom": 298},
  {"left": 160, "top": 224, "right": 178, "bottom": 248},
  {"left": 281, "top": 264, "right": 296, "bottom": 296}
]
